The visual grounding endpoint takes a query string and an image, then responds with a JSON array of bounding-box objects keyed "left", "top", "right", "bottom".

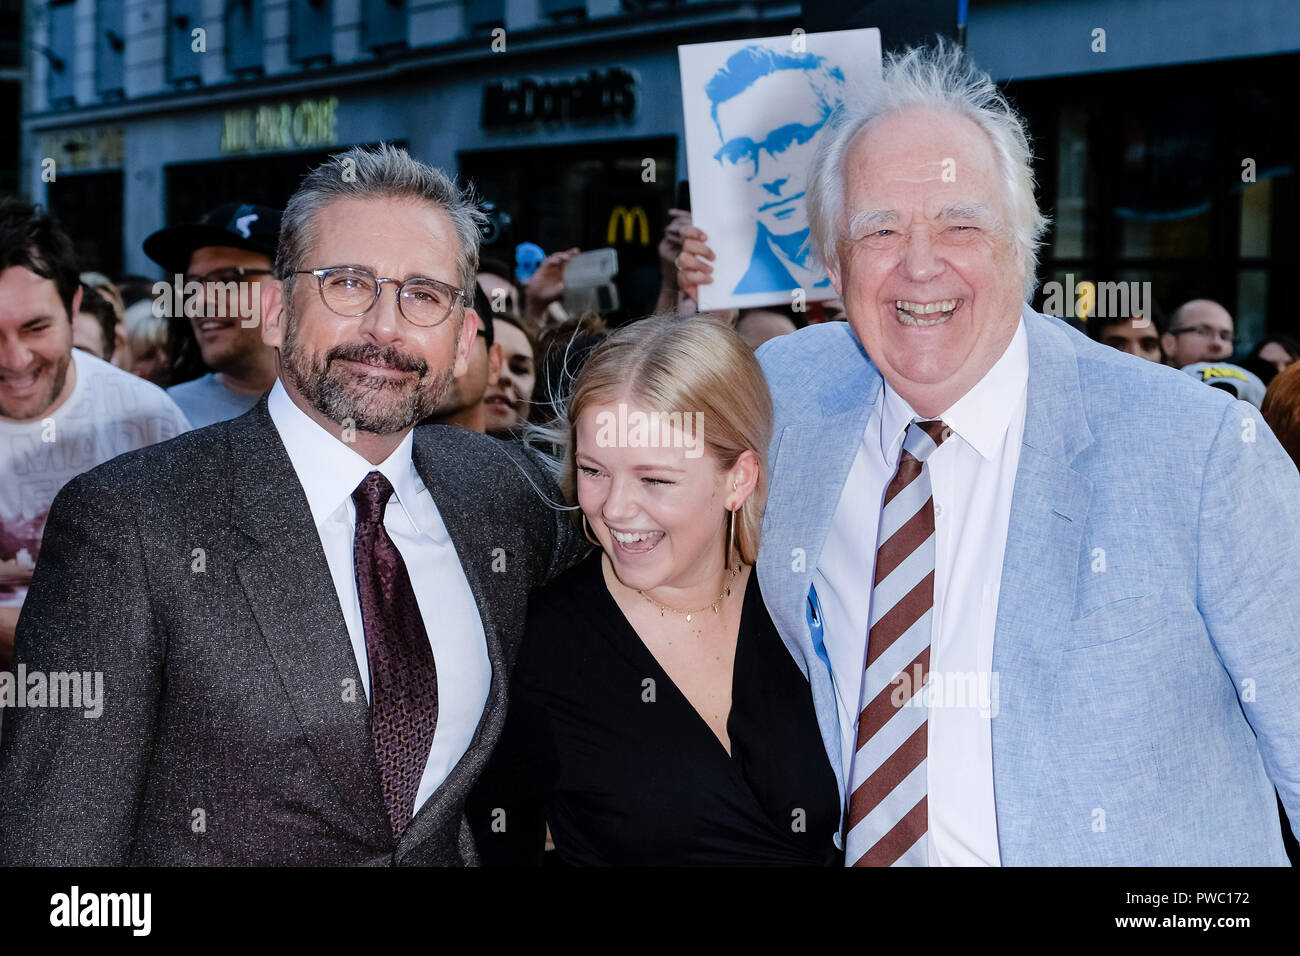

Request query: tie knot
[
  {"left": 352, "top": 471, "right": 395, "bottom": 526},
  {"left": 902, "top": 419, "right": 950, "bottom": 464}
]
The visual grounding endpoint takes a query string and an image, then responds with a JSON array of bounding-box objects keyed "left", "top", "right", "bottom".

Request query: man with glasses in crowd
[
  {"left": 1162, "top": 298, "right": 1236, "bottom": 368},
  {"left": 0, "top": 144, "right": 585, "bottom": 865},
  {"left": 144, "top": 202, "right": 281, "bottom": 427}
]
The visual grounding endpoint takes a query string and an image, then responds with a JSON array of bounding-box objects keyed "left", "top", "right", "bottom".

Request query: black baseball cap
[
  {"left": 472, "top": 281, "right": 496, "bottom": 348},
  {"left": 143, "top": 202, "right": 282, "bottom": 276}
]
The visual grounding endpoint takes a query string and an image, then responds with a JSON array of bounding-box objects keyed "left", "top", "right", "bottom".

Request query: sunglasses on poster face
[{"left": 714, "top": 114, "right": 830, "bottom": 172}]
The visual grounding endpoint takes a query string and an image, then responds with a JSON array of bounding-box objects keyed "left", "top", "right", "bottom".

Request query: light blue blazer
[{"left": 755, "top": 306, "right": 1300, "bottom": 865}]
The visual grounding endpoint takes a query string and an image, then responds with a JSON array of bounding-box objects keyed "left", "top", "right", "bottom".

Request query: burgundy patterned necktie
[
  {"left": 845, "top": 419, "right": 950, "bottom": 866},
  {"left": 352, "top": 470, "right": 439, "bottom": 842}
]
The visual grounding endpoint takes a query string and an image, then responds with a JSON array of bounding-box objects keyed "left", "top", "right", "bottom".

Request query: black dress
[{"left": 469, "top": 550, "right": 842, "bottom": 866}]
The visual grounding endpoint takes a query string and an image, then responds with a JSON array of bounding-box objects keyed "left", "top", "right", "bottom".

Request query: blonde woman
[
  {"left": 122, "top": 299, "right": 171, "bottom": 385},
  {"left": 474, "top": 314, "right": 839, "bottom": 866}
]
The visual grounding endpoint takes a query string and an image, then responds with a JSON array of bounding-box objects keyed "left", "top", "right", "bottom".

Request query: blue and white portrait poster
[{"left": 679, "top": 29, "right": 882, "bottom": 311}]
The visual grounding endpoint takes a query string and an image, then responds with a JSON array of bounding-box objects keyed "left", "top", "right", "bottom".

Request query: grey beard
[{"left": 281, "top": 301, "right": 457, "bottom": 435}]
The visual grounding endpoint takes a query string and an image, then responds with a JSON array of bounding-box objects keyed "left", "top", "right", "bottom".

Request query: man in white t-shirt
[{"left": 0, "top": 198, "right": 190, "bottom": 668}]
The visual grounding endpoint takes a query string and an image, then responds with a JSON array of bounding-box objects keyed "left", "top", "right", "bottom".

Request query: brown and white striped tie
[{"left": 845, "top": 418, "right": 949, "bottom": 867}]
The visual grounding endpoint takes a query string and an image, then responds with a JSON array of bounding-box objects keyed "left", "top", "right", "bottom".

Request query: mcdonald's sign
[{"left": 607, "top": 206, "right": 650, "bottom": 246}]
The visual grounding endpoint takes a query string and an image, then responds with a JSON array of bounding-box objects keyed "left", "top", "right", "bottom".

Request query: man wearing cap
[
  {"left": 1182, "top": 362, "right": 1268, "bottom": 408},
  {"left": 145, "top": 202, "right": 280, "bottom": 427}
]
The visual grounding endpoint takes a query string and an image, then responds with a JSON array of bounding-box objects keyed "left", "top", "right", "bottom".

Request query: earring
[
  {"left": 581, "top": 512, "right": 602, "bottom": 548},
  {"left": 727, "top": 507, "right": 737, "bottom": 569}
]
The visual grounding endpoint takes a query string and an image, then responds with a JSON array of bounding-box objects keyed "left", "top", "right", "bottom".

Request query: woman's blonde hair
[
  {"left": 122, "top": 299, "right": 168, "bottom": 351},
  {"left": 560, "top": 313, "right": 774, "bottom": 566}
]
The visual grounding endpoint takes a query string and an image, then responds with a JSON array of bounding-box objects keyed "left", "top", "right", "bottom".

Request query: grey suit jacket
[{"left": 0, "top": 397, "right": 586, "bottom": 865}]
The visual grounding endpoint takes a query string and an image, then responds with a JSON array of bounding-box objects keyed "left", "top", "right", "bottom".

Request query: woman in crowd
[
  {"left": 1262, "top": 360, "right": 1300, "bottom": 468},
  {"left": 484, "top": 312, "right": 537, "bottom": 438},
  {"left": 1245, "top": 334, "right": 1300, "bottom": 382},
  {"left": 72, "top": 282, "right": 123, "bottom": 364},
  {"left": 122, "top": 298, "right": 172, "bottom": 386},
  {"left": 472, "top": 313, "right": 840, "bottom": 866}
]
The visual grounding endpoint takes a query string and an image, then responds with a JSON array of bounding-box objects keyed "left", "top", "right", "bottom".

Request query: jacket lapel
[
  {"left": 761, "top": 401, "right": 877, "bottom": 677},
  {"left": 396, "top": 428, "right": 506, "bottom": 856},
  {"left": 990, "top": 308, "right": 1096, "bottom": 864},
  {"left": 227, "top": 398, "right": 391, "bottom": 846},
  {"left": 759, "top": 338, "right": 881, "bottom": 806}
]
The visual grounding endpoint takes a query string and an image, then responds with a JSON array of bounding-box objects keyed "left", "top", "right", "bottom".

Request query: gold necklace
[{"left": 637, "top": 564, "right": 741, "bottom": 622}]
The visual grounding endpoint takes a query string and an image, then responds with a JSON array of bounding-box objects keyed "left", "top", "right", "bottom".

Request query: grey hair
[
  {"left": 275, "top": 142, "right": 486, "bottom": 294},
  {"left": 806, "top": 40, "right": 1050, "bottom": 302}
]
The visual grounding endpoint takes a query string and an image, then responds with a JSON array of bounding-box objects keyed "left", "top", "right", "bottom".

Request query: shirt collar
[
  {"left": 941, "top": 316, "right": 1029, "bottom": 462},
  {"left": 266, "top": 379, "right": 428, "bottom": 533},
  {"left": 873, "top": 315, "right": 1029, "bottom": 464},
  {"left": 876, "top": 372, "right": 919, "bottom": 464}
]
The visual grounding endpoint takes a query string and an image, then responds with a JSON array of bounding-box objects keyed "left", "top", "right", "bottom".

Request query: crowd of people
[{"left": 0, "top": 41, "right": 1298, "bottom": 868}]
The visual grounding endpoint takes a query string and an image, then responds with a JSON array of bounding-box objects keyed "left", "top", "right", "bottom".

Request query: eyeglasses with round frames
[{"left": 293, "top": 266, "right": 468, "bottom": 328}]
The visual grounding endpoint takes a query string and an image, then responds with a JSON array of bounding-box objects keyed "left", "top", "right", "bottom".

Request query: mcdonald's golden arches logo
[{"left": 607, "top": 205, "right": 650, "bottom": 246}]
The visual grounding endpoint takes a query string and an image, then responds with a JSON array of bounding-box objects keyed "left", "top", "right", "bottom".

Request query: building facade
[
  {"left": 20, "top": 0, "right": 808, "bottom": 315},
  {"left": 14, "top": 0, "right": 1300, "bottom": 341}
]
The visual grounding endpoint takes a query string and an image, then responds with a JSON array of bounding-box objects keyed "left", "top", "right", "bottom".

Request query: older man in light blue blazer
[{"left": 749, "top": 45, "right": 1300, "bottom": 866}]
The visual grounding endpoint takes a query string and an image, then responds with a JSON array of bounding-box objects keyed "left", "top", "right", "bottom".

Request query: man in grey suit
[{"left": 0, "top": 145, "right": 585, "bottom": 865}]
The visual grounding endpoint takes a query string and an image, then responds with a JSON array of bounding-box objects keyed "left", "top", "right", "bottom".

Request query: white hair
[{"left": 806, "top": 40, "right": 1050, "bottom": 302}]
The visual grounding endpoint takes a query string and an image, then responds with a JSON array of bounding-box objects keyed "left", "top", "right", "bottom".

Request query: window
[
  {"left": 291, "top": 0, "right": 333, "bottom": 64},
  {"left": 226, "top": 0, "right": 264, "bottom": 76},
  {"left": 542, "top": 0, "right": 586, "bottom": 20},
  {"left": 167, "top": 0, "right": 205, "bottom": 85},
  {"left": 466, "top": 0, "right": 503, "bottom": 32},
  {"left": 96, "top": 0, "right": 126, "bottom": 97},
  {"left": 46, "top": 0, "right": 77, "bottom": 104},
  {"left": 0, "top": 0, "right": 23, "bottom": 69},
  {"left": 1014, "top": 54, "right": 1300, "bottom": 353},
  {"left": 362, "top": 0, "right": 406, "bottom": 53}
]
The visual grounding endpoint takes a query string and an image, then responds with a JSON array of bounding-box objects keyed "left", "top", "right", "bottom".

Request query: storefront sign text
[
  {"left": 221, "top": 97, "right": 339, "bottom": 154},
  {"left": 483, "top": 68, "right": 636, "bottom": 127},
  {"left": 39, "top": 127, "right": 125, "bottom": 172}
]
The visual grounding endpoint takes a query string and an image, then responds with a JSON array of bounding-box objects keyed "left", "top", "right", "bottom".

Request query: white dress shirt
[
  {"left": 816, "top": 317, "right": 1029, "bottom": 866},
  {"left": 267, "top": 380, "right": 491, "bottom": 820}
]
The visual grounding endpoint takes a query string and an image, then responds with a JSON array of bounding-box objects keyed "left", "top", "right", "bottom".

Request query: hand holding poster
[{"left": 678, "top": 29, "right": 883, "bottom": 312}]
